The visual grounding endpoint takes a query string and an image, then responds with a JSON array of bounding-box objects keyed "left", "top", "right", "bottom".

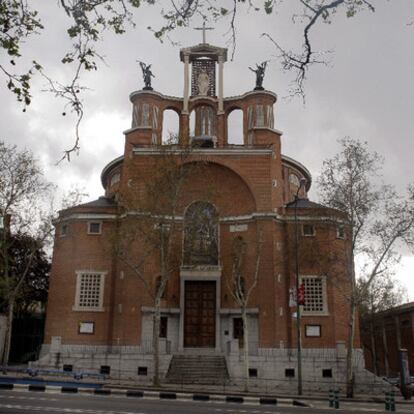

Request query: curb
[{"left": 0, "top": 383, "right": 309, "bottom": 407}]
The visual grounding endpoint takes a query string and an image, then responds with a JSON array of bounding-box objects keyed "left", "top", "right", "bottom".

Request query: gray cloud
[{"left": 1, "top": 0, "right": 413, "bottom": 297}]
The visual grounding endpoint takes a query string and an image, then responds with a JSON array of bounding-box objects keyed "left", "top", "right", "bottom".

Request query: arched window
[
  {"left": 183, "top": 202, "right": 218, "bottom": 266},
  {"left": 162, "top": 109, "right": 179, "bottom": 144},
  {"left": 190, "top": 105, "right": 215, "bottom": 137},
  {"left": 227, "top": 109, "right": 243, "bottom": 145}
]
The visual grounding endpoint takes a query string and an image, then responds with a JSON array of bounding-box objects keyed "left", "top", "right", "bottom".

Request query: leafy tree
[
  {"left": 317, "top": 137, "right": 414, "bottom": 397},
  {"left": 0, "top": 141, "right": 53, "bottom": 365},
  {"left": 1, "top": 1, "right": 383, "bottom": 157},
  {"left": 357, "top": 272, "right": 408, "bottom": 320},
  {"left": 0, "top": 234, "right": 50, "bottom": 317}
]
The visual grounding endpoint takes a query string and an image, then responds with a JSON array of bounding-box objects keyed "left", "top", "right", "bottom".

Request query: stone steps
[{"left": 166, "top": 355, "right": 229, "bottom": 384}]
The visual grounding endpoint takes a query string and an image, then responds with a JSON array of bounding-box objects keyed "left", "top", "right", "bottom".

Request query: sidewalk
[
  {"left": 105, "top": 377, "right": 414, "bottom": 404},
  {"left": 1, "top": 370, "right": 413, "bottom": 411}
]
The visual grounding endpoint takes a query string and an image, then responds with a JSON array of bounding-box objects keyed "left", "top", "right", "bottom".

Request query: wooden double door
[{"left": 184, "top": 281, "right": 216, "bottom": 348}]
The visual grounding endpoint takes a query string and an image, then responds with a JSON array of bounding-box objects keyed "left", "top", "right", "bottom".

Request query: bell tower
[
  {"left": 180, "top": 42, "right": 227, "bottom": 113},
  {"left": 179, "top": 36, "right": 227, "bottom": 147}
]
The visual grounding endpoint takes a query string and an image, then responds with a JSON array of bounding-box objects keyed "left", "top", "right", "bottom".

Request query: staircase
[{"left": 166, "top": 355, "right": 229, "bottom": 385}]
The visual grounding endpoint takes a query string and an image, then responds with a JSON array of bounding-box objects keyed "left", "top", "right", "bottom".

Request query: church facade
[{"left": 37, "top": 40, "right": 377, "bottom": 391}]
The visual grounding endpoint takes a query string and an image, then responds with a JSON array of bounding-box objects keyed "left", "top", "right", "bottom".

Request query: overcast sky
[{"left": 1, "top": 1, "right": 413, "bottom": 299}]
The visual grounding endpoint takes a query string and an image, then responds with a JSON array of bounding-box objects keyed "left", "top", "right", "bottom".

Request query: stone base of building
[{"left": 32, "top": 343, "right": 387, "bottom": 394}]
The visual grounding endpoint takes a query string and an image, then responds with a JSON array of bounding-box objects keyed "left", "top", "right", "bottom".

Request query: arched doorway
[{"left": 182, "top": 201, "right": 219, "bottom": 348}]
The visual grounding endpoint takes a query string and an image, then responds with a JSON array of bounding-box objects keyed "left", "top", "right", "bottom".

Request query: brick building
[
  {"left": 36, "top": 40, "right": 379, "bottom": 391},
  {"left": 361, "top": 302, "right": 414, "bottom": 378}
]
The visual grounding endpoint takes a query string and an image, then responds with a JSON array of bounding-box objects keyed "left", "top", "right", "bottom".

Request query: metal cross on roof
[{"left": 194, "top": 21, "right": 214, "bottom": 44}]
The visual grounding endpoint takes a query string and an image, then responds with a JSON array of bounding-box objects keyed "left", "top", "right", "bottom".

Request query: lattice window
[
  {"left": 247, "top": 106, "right": 254, "bottom": 130},
  {"left": 267, "top": 105, "right": 274, "bottom": 128},
  {"left": 142, "top": 103, "right": 150, "bottom": 127},
  {"left": 74, "top": 272, "right": 105, "bottom": 311},
  {"left": 256, "top": 105, "right": 265, "bottom": 127},
  {"left": 302, "top": 276, "right": 327, "bottom": 315},
  {"left": 191, "top": 59, "right": 216, "bottom": 96}
]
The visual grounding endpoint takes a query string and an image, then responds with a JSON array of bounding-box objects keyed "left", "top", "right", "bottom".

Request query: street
[{"left": 0, "top": 389, "right": 412, "bottom": 414}]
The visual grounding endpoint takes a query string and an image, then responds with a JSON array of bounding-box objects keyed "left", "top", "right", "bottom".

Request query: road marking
[
  {"left": 214, "top": 410, "right": 281, "bottom": 414},
  {"left": 0, "top": 404, "right": 146, "bottom": 414},
  {"left": 0, "top": 394, "right": 59, "bottom": 401}
]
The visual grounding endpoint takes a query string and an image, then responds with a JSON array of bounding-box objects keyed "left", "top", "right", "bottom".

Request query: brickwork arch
[
  {"left": 189, "top": 102, "right": 216, "bottom": 138},
  {"left": 179, "top": 161, "right": 257, "bottom": 216}
]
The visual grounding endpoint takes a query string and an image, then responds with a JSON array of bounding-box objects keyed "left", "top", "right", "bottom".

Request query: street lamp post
[{"left": 294, "top": 178, "right": 307, "bottom": 396}]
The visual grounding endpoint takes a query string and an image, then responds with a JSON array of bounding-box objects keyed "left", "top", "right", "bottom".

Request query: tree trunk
[
  {"left": 241, "top": 306, "right": 249, "bottom": 392},
  {"left": 369, "top": 320, "right": 378, "bottom": 376},
  {"left": 152, "top": 297, "right": 161, "bottom": 386},
  {"left": 1, "top": 296, "right": 15, "bottom": 365},
  {"left": 346, "top": 298, "right": 356, "bottom": 398}
]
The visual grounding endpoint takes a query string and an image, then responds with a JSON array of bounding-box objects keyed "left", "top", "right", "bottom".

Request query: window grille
[
  {"left": 142, "top": 103, "right": 150, "bottom": 126},
  {"left": 75, "top": 272, "right": 105, "bottom": 310},
  {"left": 302, "top": 276, "right": 326, "bottom": 314},
  {"left": 256, "top": 105, "right": 265, "bottom": 127},
  {"left": 267, "top": 105, "right": 274, "bottom": 128}
]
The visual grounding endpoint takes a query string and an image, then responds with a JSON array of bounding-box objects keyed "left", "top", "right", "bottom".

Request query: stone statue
[
  {"left": 138, "top": 61, "right": 155, "bottom": 90},
  {"left": 249, "top": 61, "right": 267, "bottom": 90},
  {"left": 197, "top": 69, "right": 210, "bottom": 95}
]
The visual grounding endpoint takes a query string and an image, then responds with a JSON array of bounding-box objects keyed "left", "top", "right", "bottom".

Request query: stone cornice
[
  {"left": 224, "top": 90, "right": 277, "bottom": 102},
  {"left": 55, "top": 210, "right": 348, "bottom": 225},
  {"left": 281, "top": 154, "right": 312, "bottom": 189},
  {"left": 129, "top": 90, "right": 182, "bottom": 103},
  {"left": 132, "top": 147, "right": 273, "bottom": 156}
]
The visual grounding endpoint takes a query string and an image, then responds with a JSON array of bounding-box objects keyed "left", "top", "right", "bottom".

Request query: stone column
[
  {"left": 183, "top": 54, "right": 190, "bottom": 114},
  {"left": 218, "top": 55, "right": 224, "bottom": 114}
]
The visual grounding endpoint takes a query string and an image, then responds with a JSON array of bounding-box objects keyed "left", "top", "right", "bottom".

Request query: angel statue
[
  {"left": 249, "top": 61, "right": 268, "bottom": 90},
  {"left": 138, "top": 61, "right": 155, "bottom": 90}
]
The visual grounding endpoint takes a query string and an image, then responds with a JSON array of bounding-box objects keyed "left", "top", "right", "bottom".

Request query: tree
[
  {"left": 226, "top": 233, "right": 262, "bottom": 392},
  {"left": 0, "top": 141, "right": 53, "bottom": 365},
  {"left": 357, "top": 272, "right": 407, "bottom": 320},
  {"left": 115, "top": 142, "right": 209, "bottom": 385},
  {"left": 0, "top": 234, "right": 50, "bottom": 317},
  {"left": 357, "top": 272, "right": 408, "bottom": 377},
  {"left": 1, "top": 1, "right": 384, "bottom": 156},
  {"left": 317, "top": 137, "right": 414, "bottom": 397}
]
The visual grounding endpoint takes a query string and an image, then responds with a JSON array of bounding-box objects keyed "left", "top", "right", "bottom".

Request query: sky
[{"left": 1, "top": 1, "right": 413, "bottom": 299}]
